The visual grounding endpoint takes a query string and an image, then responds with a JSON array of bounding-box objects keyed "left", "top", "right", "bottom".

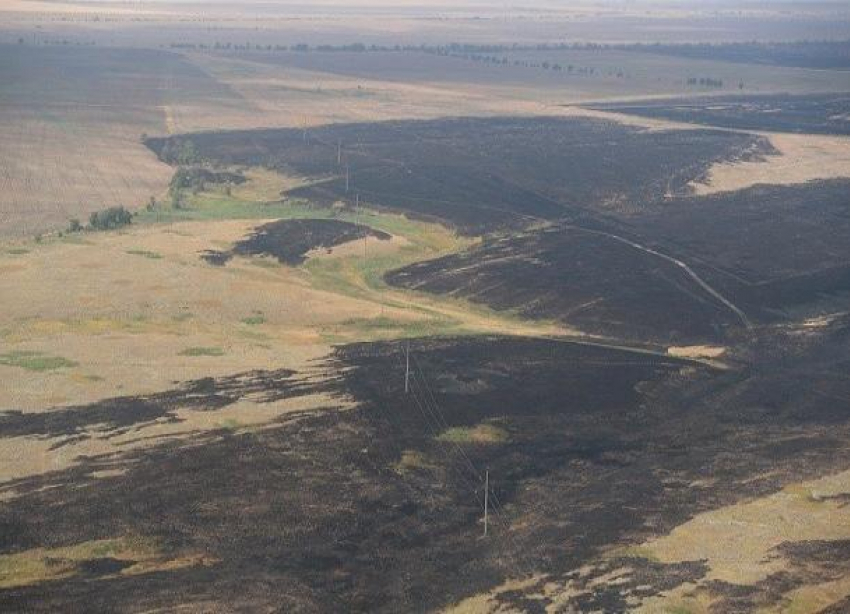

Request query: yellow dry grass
[
  {"left": 0, "top": 176, "right": 569, "bottom": 486},
  {"left": 631, "top": 469, "right": 850, "bottom": 613},
  {"left": 449, "top": 469, "right": 850, "bottom": 614},
  {"left": 0, "top": 536, "right": 216, "bottom": 589},
  {"left": 640, "top": 469, "right": 850, "bottom": 585},
  {"left": 667, "top": 345, "right": 726, "bottom": 360},
  {"left": 0, "top": 217, "right": 394, "bottom": 408},
  {"left": 693, "top": 132, "right": 850, "bottom": 196}
]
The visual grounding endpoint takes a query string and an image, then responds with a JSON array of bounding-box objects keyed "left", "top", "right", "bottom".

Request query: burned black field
[
  {"left": 4, "top": 330, "right": 850, "bottom": 612},
  {"left": 201, "top": 218, "right": 390, "bottom": 266},
  {"left": 390, "top": 179, "right": 850, "bottom": 344},
  {"left": 589, "top": 93, "right": 850, "bottom": 135},
  {"left": 147, "top": 116, "right": 844, "bottom": 346},
  {"left": 147, "top": 117, "right": 769, "bottom": 233}
]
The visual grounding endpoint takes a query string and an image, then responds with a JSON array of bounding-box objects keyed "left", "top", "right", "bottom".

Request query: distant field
[
  {"left": 3, "top": 0, "right": 850, "bottom": 47},
  {"left": 590, "top": 93, "right": 850, "bottom": 135},
  {"left": 3, "top": 41, "right": 849, "bottom": 239},
  {"left": 226, "top": 47, "right": 850, "bottom": 104},
  {"left": 0, "top": 45, "right": 238, "bottom": 237}
]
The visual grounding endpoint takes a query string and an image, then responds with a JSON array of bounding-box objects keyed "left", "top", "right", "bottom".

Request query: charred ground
[
  {"left": 146, "top": 115, "right": 796, "bottom": 345},
  {"left": 3, "top": 328, "right": 850, "bottom": 611},
  {"left": 5, "top": 112, "right": 850, "bottom": 611},
  {"left": 588, "top": 93, "right": 850, "bottom": 135},
  {"left": 201, "top": 218, "right": 391, "bottom": 266},
  {"left": 390, "top": 179, "right": 850, "bottom": 344},
  {"left": 146, "top": 116, "right": 768, "bottom": 234}
]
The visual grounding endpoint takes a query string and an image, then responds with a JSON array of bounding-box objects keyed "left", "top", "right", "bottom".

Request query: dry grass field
[{"left": 0, "top": 170, "right": 567, "bottom": 487}]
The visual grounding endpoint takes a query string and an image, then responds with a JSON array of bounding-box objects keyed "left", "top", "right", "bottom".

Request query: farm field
[
  {"left": 3, "top": 41, "right": 849, "bottom": 239},
  {"left": 0, "top": 44, "right": 241, "bottom": 237},
  {"left": 3, "top": 0, "right": 850, "bottom": 47},
  {"left": 3, "top": 104, "right": 850, "bottom": 609}
]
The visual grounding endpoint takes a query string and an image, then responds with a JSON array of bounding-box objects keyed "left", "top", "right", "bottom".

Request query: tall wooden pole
[
  {"left": 484, "top": 469, "right": 489, "bottom": 537},
  {"left": 404, "top": 341, "right": 410, "bottom": 394}
]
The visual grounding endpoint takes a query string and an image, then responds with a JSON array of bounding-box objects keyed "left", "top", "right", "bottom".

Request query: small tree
[
  {"left": 89, "top": 206, "right": 132, "bottom": 231},
  {"left": 68, "top": 218, "right": 83, "bottom": 233}
]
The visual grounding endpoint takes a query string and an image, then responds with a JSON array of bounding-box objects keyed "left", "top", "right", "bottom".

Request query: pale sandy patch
[
  {"left": 667, "top": 345, "right": 726, "bottom": 360},
  {"left": 304, "top": 233, "right": 409, "bottom": 262},
  {"left": 693, "top": 132, "right": 850, "bottom": 195}
]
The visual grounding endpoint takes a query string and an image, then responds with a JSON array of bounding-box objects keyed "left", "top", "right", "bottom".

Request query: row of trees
[{"left": 686, "top": 77, "right": 731, "bottom": 88}]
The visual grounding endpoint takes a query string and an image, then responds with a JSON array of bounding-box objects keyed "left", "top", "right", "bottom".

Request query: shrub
[{"left": 89, "top": 206, "right": 132, "bottom": 231}]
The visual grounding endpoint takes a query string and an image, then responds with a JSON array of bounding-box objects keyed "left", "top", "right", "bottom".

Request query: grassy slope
[{"left": 134, "top": 174, "right": 567, "bottom": 343}]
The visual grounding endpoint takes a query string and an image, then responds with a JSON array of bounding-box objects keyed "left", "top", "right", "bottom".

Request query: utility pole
[
  {"left": 404, "top": 341, "right": 410, "bottom": 394},
  {"left": 337, "top": 140, "right": 342, "bottom": 166},
  {"left": 357, "top": 193, "right": 367, "bottom": 260},
  {"left": 483, "top": 469, "right": 489, "bottom": 537},
  {"left": 345, "top": 165, "right": 350, "bottom": 193}
]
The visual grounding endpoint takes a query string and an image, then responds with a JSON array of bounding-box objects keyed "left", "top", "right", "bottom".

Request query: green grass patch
[
  {"left": 238, "top": 328, "right": 271, "bottom": 342},
  {"left": 218, "top": 418, "right": 241, "bottom": 431},
  {"left": 179, "top": 346, "right": 225, "bottom": 357},
  {"left": 136, "top": 188, "right": 466, "bottom": 256},
  {"left": 126, "top": 249, "right": 162, "bottom": 259},
  {"left": 437, "top": 422, "right": 509, "bottom": 445},
  {"left": 322, "top": 317, "right": 469, "bottom": 343},
  {"left": 241, "top": 315, "right": 265, "bottom": 326},
  {"left": 0, "top": 351, "right": 77, "bottom": 372}
]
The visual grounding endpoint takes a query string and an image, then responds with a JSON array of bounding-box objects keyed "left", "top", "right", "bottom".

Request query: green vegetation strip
[
  {"left": 126, "top": 249, "right": 162, "bottom": 259},
  {"left": 179, "top": 347, "right": 225, "bottom": 357},
  {"left": 0, "top": 351, "right": 77, "bottom": 371}
]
